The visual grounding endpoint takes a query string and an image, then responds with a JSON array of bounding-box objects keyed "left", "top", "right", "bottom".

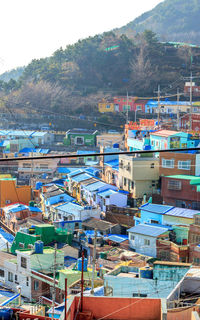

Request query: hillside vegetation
[{"left": 116, "top": 0, "right": 200, "bottom": 45}]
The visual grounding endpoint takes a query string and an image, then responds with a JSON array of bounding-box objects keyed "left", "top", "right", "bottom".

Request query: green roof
[{"left": 166, "top": 175, "right": 198, "bottom": 180}]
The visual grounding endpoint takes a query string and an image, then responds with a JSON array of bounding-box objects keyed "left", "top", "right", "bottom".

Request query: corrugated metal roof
[
  {"left": 68, "top": 169, "right": 84, "bottom": 177},
  {"left": 71, "top": 173, "right": 93, "bottom": 183},
  {"left": 127, "top": 224, "right": 168, "bottom": 237},
  {"left": 4, "top": 204, "right": 28, "bottom": 213},
  {"left": 56, "top": 202, "right": 83, "bottom": 213},
  {"left": 57, "top": 168, "right": 70, "bottom": 174},
  {"left": 106, "top": 234, "right": 128, "bottom": 243},
  {"left": 84, "top": 181, "right": 106, "bottom": 192},
  {"left": 0, "top": 130, "right": 48, "bottom": 137},
  {"left": 29, "top": 206, "right": 42, "bottom": 213},
  {"left": 140, "top": 203, "right": 173, "bottom": 214},
  {"left": 165, "top": 207, "right": 200, "bottom": 219},
  {"left": 97, "top": 189, "right": 117, "bottom": 198}
]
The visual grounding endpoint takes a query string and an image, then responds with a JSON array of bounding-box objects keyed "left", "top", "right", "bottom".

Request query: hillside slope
[{"left": 116, "top": 0, "right": 200, "bottom": 45}]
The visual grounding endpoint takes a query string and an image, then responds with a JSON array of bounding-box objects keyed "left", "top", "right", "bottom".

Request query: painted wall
[
  {"left": 128, "top": 232, "right": 157, "bottom": 257},
  {"left": 0, "top": 179, "right": 31, "bottom": 207}
]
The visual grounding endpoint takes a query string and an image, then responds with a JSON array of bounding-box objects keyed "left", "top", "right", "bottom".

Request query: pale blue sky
[{"left": 0, "top": 0, "right": 162, "bottom": 73}]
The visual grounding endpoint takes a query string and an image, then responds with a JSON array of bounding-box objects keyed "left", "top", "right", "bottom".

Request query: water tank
[
  {"left": 35, "top": 182, "right": 43, "bottom": 190},
  {"left": 0, "top": 308, "right": 13, "bottom": 320},
  {"left": 113, "top": 143, "right": 119, "bottom": 148},
  {"left": 77, "top": 257, "right": 88, "bottom": 272},
  {"left": 140, "top": 267, "right": 153, "bottom": 279},
  {"left": 35, "top": 240, "right": 44, "bottom": 254}
]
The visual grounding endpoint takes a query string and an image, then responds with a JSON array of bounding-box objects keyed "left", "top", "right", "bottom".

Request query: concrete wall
[
  {"left": 128, "top": 232, "right": 157, "bottom": 257},
  {"left": 159, "top": 152, "right": 196, "bottom": 177}
]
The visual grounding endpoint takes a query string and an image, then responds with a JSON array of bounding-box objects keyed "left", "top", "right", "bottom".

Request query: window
[
  {"left": 136, "top": 105, "right": 142, "bottom": 111},
  {"left": 151, "top": 220, "right": 159, "bottom": 224},
  {"left": 178, "top": 160, "right": 191, "bottom": 170},
  {"left": 131, "top": 181, "right": 134, "bottom": 189},
  {"left": 15, "top": 275, "right": 18, "bottom": 283},
  {"left": 28, "top": 244, "right": 33, "bottom": 249},
  {"left": 124, "top": 178, "right": 126, "bottom": 186},
  {"left": 8, "top": 272, "right": 13, "bottom": 282},
  {"left": 40, "top": 164, "right": 48, "bottom": 169},
  {"left": 23, "top": 163, "right": 31, "bottom": 168},
  {"left": 0, "top": 269, "right": 4, "bottom": 277},
  {"left": 34, "top": 280, "right": 39, "bottom": 291},
  {"left": 130, "top": 235, "right": 135, "bottom": 244},
  {"left": 162, "top": 159, "right": 174, "bottom": 168},
  {"left": 21, "top": 257, "right": 27, "bottom": 269},
  {"left": 106, "top": 105, "right": 110, "bottom": 109},
  {"left": 19, "top": 242, "right": 24, "bottom": 249},
  {"left": 151, "top": 163, "right": 154, "bottom": 169},
  {"left": 144, "top": 239, "right": 150, "bottom": 246},
  {"left": 26, "top": 277, "right": 29, "bottom": 286},
  {"left": 168, "top": 180, "right": 182, "bottom": 190}
]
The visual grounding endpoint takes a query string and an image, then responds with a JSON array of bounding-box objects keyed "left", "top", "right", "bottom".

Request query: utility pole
[
  {"left": 157, "top": 85, "right": 160, "bottom": 129},
  {"left": 91, "top": 228, "right": 97, "bottom": 295},
  {"left": 177, "top": 88, "right": 180, "bottom": 130},
  {"left": 52, "top": 243, "right": 57, "bottom": 320},
  {"left": 189, "top": 71, "right": 193, "bottom": 130}
]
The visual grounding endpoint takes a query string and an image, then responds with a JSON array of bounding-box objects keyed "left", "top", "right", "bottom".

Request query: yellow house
[
  {"left": 98, "top": 99, "right": 115, "bottom": 113},
  {"left": 118, "top": 154, "right": 159, "bottom": 200}
]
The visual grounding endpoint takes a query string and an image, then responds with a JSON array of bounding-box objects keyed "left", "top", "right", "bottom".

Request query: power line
[{"left": 0, "top": 146, "right": 200, "bottom": 162}]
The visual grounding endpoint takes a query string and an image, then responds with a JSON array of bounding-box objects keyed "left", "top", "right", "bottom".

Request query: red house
[
  {"left": 181, "top": 113, "right": 200, "bottom": 131},
  {"left": 133, "top": 99, "right": 146, "bottom": 113},
  {"left": 113, "top": 96, "right": 136, "bottom": 112}
]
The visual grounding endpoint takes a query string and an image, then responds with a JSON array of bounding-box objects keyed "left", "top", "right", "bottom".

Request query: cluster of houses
[{"left": 1, "top": 121, "right": 200, "bottom": 319}]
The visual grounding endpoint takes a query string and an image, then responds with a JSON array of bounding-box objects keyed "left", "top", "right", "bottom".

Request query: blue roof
[
  {"left": 128, "top": 224, "right": 168, "bottom": 237},
  {"left": 57, "top": 167, "right": 71, "bottom": 174},
  {"left": 36, "top": 148, "right": 49, "bottom": 154},
  {"left": 0, "top": 227, "right": 14, "bottom": 243},
  {"left": 77, "top": 150, "right": 97, "bottom": 155},
  {"left": 68, "top": 169, "right": 84, "bottom": 177},
  {"left": 6, "top": 204, "right": 28, "bottom": 213},
  {"left": 85, "top": 167, "right": 100, "bottom": 176},
  {"left": 0, "top": 130, "right": 48, "bottom": 137},
  {"left": 104, "top": 159, "right": 119, "bottom": 168},
  {"left": 165, "top": 207, "right": 200, "bottom": 219},
  {"left": 71, "top": 173, "right": 93, "bottom": 183},
  {"left": 140, "top": 203, "right": 173, "bottom": 214},
  {"left": 0, "top": 140, "right": 9, "bottom": 147},
  {"left": 29, "top": 206, "right": 42, "bottom": 213},
  {"left": 56, "top": 202, "right": 83, "bottom": 213},
  {"left": 19, "top": 147, "right": 36, "bottom": 153},
  {"left": 84, "top": 181, "right": 106, "bottom": 192},
  {"left": 97, "top": 189, "right": 117, "bottom": 198},
  {"left": 105, "top": 234, "right": 128, "bottom": 243}
]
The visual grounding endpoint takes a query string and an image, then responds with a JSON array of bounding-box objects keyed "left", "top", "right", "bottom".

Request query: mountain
[
  {"left": 116, "top": 0, "right": 200, "bottom": 45},
  {"left": 0, "top": 67, "right": 25, "bottom": 82}
]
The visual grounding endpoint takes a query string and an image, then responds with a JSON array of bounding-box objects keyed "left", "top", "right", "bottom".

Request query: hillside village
[{"left": 0, "top": 85, "right": 200, "bottom": 319}]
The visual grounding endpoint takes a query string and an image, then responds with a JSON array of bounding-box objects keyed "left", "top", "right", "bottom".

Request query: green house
[
  {"left": 11, "top": 224, "right": 73, "bottom": 253},
  {"left": 64, "top": 129, "right": 98, "bottom": 146}
]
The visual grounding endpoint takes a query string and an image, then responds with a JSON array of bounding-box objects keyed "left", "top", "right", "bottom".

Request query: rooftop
[
  {"left": 154, "top": 261, "right": 191, "bottom": 267},
  {"left": 97, "top": 189, "right": 118, "bottom": 198},
  {"left": 165, "top": 207, "right": 200, "bottom": 219},
  {"left": 140, "top": 203, "right": 173, "bottom": 214},
  {"left": 128, "top": 224, "right": 168, "bottom": 237},
  {"left": 150, "top": 130, "right": 180, "bottom": 137},
  {"left": 82, "top": 218, "right": 118, "bottom": 231}
]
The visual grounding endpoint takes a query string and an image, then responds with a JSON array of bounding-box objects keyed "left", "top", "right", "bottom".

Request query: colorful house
[
  {"left": 64, "top": 129, "right": 98, "bottom": 146},
  {"left": 0, "top": 178, "right": 31, "bottom": 207},
  {"left": 150, "top": 130, "right": 200, "bottom": 150},
  {"left": 98, "top": 99, "right": 115, "bottom": 113},
  {"left": 161, "top": 175, "right": 200, "bottom": 209},
  {"left": 128, "top": 224, "right": 169, "bottom": 257},
  {"left": 136, "top": 203, "right": 200, "bottom": 226}
]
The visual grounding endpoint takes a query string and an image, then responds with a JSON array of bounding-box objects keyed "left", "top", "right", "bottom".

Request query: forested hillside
[
  {"left": 0, "top": 30, "right": 200, "bottom": 123},
  {"left": 116, "top": 0, "right": 200, "bottom": 45}
]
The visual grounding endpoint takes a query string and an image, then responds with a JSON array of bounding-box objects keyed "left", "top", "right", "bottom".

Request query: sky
[{"left": 0, "top": 0, "right": 162, "bottom": 74}]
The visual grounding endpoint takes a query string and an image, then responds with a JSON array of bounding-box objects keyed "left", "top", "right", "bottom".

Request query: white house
[
  {"left": 54, "top": 202, "right": 101, "bottom": 221},
  {"left": 127, "top": 224, "right": 168, "bottom": 258},
  {"left": 96, "top": 189, "right": 127, "bottom": 212}
]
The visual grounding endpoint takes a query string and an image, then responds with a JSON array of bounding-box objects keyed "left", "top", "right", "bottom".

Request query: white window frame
[
  {"left": 162, "top": 158, "right": 174, "bottom": 169},
  {"left": 178, "top": 160, "right": 191, "bottom": 170}
]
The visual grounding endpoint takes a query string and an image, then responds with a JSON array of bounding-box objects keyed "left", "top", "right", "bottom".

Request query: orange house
[{"left": 0, "top": 178, "right": 31, "bottom": 207}]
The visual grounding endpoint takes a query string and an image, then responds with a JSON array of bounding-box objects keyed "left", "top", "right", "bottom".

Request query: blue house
[
  {"left": 136, "top": 203, "right": 200, "bottom": 227},
  {"left": 150, "top": 130, "right": 200, "bottom": 150}
]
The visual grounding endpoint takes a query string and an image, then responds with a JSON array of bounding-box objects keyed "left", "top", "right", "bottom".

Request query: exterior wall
[
  {"left": 181, "top": 114, "right": 200, "bottom": 131},
  {"left": 153, "top": 263, "right": 190, "bottom": 282},
  {"left": 0, "top": 179, "right": 31, "bottom": 207},
  {"left": 163, "top": 215, "right": 193, "bottom": 226},
  {"left": 138, "top": 210, "right": 163, "bottom": 225},
  {"left": 18, "top": 158, "right": 58, "bottom": 179},
  {"left": 102, "top": 166, "right": 119, "bottom": 187},
  {"left": 156, "top": 239, "right": 189, "bottom": 263},
  {"left": 64, "top": 132, "right": 97, "bottom": 146},
  {"left": 96, "top": 134, "right": 123, "bottom": 148},
  {"left": 128, "top": 232, "right": 157, "bottom": 257},
  {"left": 69, "top": 296, "right": 162, "bottom": 320},
  {"left": 161, "top": 177, "right": 199, "bottom": 208},
  {"left": 98, "top": 101, "right": 115, "bottom": 113},
  {"left": 119, "top": 155, "right": 159, "bottom": 198},
  {"left": 189, "top": 245, "right": 200, "bottom": 264},
  {"left": 159, "top": 152, "right": 196, "bottom": 177},
  {"left": 4, "top": 255, "right": 31, "bottom": 299},
  {"left": 98, "top": 192, "right": 127, "bottom": 212}
]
